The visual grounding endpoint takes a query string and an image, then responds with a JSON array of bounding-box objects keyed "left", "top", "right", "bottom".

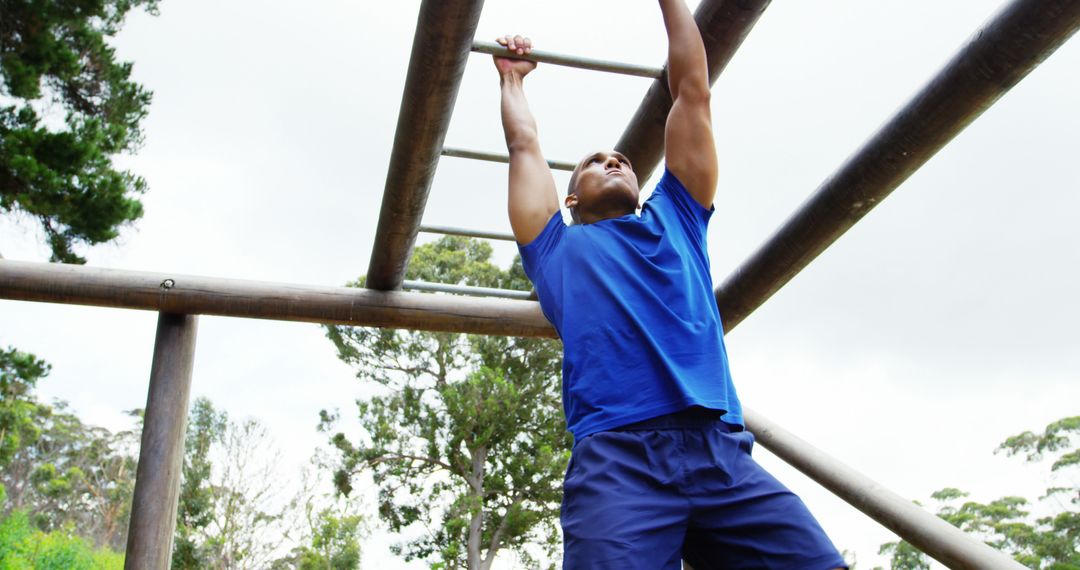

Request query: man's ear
[{"left": 564, "top": 193, "right": 578, "bottom": 209}]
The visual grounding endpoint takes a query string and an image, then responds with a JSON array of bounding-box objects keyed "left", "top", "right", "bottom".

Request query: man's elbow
[
  {"left": 506, "top": 135, "right": 540, "bottom": 156},
  {"left": 673, "top": 79, "right": 711, "bottom": 106}
]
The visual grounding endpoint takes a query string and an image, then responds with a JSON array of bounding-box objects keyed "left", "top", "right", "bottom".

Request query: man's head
[{"left": 565, "top": 150, "right": 640, "bottom": 224}]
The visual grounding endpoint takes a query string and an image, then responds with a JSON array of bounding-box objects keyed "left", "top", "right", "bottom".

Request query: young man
[{"left": 494, "top": 2, "right": 847, "bottom": 568}]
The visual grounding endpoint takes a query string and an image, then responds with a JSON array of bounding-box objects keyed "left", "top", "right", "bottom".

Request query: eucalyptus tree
[
  {"left": 1, "top": 347, "right": 138, "bottom": 550},
  {"left": 323, "top": 237, "right": 571, "bottom": 570},
  {"left": 877, "top": 416, "right": 1080, "bottom": 569},
  {"left": 173, "top": 397, "right": 298, "bottom": 570}
]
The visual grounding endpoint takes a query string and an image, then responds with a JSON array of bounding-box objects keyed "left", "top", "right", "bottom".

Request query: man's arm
[
  {"left": 659, "top": 0, "right": 718, "bottom": 209},
  {"left": 495, "top": 35, "right": 560, "bottom": 245}
]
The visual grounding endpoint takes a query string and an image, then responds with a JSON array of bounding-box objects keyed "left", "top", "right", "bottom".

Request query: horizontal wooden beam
[
  {"left": 0, "top": 260, "right": 556, "bottom": 338},
  {"left": 715, "top": 0, "right": 1080, "bottom": 332}
]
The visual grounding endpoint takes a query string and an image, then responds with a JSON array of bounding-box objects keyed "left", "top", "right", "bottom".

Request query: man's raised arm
[
  {"left": 495, "top": 35, "right": 559, "bottom": 245},
  {"left": 659, "top": 0, "right": 718, "bottom": 209}
]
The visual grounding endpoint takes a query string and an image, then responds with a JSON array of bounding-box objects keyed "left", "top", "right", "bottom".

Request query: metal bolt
[{"left": 161, "top": 279, "right": 175, "bottom": 290}]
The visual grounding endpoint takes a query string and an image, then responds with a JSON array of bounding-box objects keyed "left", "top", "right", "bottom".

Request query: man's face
[{"left": 566, "top": 150, "right": 640, "bottom": 223}]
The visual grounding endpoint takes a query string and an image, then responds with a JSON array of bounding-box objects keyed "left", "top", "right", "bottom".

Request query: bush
[{"left": 0, "top": 509, "right": 123, "bottom": 569}]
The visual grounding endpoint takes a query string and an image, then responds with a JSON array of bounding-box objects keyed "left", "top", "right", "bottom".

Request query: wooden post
[{"left": 125, "top": 313, "right": 198, "bottom": 570}]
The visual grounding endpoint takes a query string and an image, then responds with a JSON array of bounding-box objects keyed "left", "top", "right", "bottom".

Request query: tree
[
  {"left": 0, "top": 346, "right": 49, "bottom": 467},
  {"left": 209, "top": 416, "right": 293, "bottom": 568},
  {"left": 295, "top": 508, "right": 363, "bottom": 570},
  {"left": 876, "top": 416, "right": 1080, "bottom": 569},
  {"left": 7, "top": 403, "right": 138, "bottom": 550},
  {"left": 0, "top": 508, "right": 124, "bottom": 569},
  {"left": 271, "top": 486, "right": 364, "bottom": 570},
  {"left": 1, "top": 348, "right": 139, "bottom": 551},
  {"left": 1, "top": 0, "right": 159, "bottom": 263},
  {"left": 173, "top": 397, "right": 299, "bottom": 570},
  {"left": 172, "top": 397, "right": 227, "bottom": 568},
  {"left": 322, "top": 237, "right": 571, "bottom": 570}
]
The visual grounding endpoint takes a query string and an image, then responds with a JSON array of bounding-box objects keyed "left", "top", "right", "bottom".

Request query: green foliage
[
  {"left": 301, "top": 510, "right": 363, "bottom": 570},
  {"left": 0, "top": 349, "right": 138, "bottom": 551},
  {"left": 877, "top": 540, "right": 929, "bottom": 570},
  {"left": 5, "top": 403, "right": 138, "bottom": 550},
  {"left": 273, "top": 507, "right": 363, "bottom": 570},
  {"left": 172, "top": 397, "right": 226, "bottom": 569},
  {"left": 0, "top": 509, "right": 124, "bottom": 569},
  {"left": 0, "top": 0, "right": 159, "bottom": 262},
  {"left": 323, "top": 237, "right": 570, "bottom": 569},
  {"left": 0, "top": 347, "right": 50, "bottom": 467},
  {"left": 877, "top": 417, "right": 1080, "bottom": 569},
  {"left": 173, "top": 397, "right": 300, "bottom": 569},
  {"left": 999, "top": 417, "right": 1080, "bottom": 474}
]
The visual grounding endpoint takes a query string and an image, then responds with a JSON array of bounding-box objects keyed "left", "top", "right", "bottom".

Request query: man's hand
[{"left": 493, "top": 35, "right": 537, "bottom": 79}]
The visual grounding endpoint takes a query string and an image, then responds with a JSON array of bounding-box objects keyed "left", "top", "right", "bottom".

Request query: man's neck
[{"left": 579, "top": 205, "right": 637, "bottom": 224}]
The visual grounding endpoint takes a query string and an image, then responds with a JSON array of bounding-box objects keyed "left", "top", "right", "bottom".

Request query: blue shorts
[{"left": 561, "top": 408, "right": 847, "bottom": 570}]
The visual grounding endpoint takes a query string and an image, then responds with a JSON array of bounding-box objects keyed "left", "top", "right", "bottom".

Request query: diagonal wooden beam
[
  {"left": 714, "top": 0, "right": 1080, "bottom": 332},
  {"left": 366, "top": 0, "right": 486, "bottom": 291},
  {"left": 615, "top": 0, "right": 772, "bottom": 186},
  {"left": 745, "top": 408, "right": 1025, "bottom": 569}
]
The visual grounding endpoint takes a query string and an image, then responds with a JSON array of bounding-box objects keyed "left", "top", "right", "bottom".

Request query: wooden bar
[
  {"left": 366, "top": 0, "right": 486, "bottom": 291},
  {"left": 419, "top": 224, "right": 516, "bottom": 242},
  {"left": 0, "top": 260, "right": 555, "bottom": 338},
  {"left": 471, "top": 39, "right": 663, "bottom": 78},
  {"left": 745, "top": 408, "right": 1025, "bottom": 569},
  {"left": 402, "top": 280, "right": 533, "bottom": 301},
  {"left": 125, "top": 313, "right": 198, "bottom": 570},
  {"left": 615, "top": 0, "right": 772, "bottom": 187},
  {"left": 714, "top": 0, "right": 1080, "bottom": 332},
  {"left": 441, "top": 146, "right": 577, "bottom": 172}
]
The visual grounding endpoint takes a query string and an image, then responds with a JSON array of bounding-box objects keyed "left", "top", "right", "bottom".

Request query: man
[{"left": 494, "top": 2, "right": 847, "bottom": 568}]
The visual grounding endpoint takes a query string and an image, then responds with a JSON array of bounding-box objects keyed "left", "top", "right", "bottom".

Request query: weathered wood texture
[
  {"left": 125, "top": 313, "right": 198, "bottom": 570},
  {"left": 715, "top": 0, "right": 1080, "bottom": 332},
  {"left": 0, "top": 260, "right": 556, "bottom": 338},
  {"left": 745, "top": 408, "right": 1025, "bottom": 569},
  {"left": 366, "top": 0, "right": 486, "bottom": 291},
  {"left": 615, "top": 0, "right": 772, "bottom": 186}
]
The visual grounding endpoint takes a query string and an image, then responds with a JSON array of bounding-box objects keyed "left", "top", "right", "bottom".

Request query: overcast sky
[{"left": 2, "top": 0, "right": 1079, "bottom": 567}]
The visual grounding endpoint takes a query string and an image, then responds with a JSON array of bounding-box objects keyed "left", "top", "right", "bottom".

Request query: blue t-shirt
[{"left": 519, "top": 168, "right": 742, "bottom": 442}]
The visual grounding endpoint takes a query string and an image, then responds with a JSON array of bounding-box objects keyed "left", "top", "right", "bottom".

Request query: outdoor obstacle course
[{"left": 2, "top": 0, "right": 1079, "bottom": 568}]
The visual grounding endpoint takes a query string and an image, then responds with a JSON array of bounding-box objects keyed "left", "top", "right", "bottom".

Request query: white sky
[{"left": 2, "top": 1, "right": 1079, "bottom": 568}]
